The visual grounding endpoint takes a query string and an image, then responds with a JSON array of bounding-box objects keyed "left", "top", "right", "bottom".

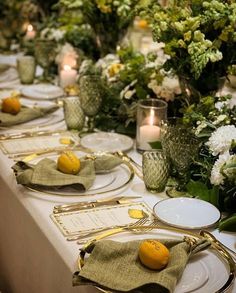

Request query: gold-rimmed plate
[
  {"left": 24, "top": 151, "right": 134, "bottom": 200},
  {"left": 78, "top": 227, "right": 235, "bottom": 293}
]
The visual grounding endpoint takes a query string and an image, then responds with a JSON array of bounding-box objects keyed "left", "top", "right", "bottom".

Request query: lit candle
[
  {"left": 25, "top": 24, "right": 36, "bottom": 40},
  {"left": 59, "top": 65, "right": 77, "bottom": 88},
  {"left": 139, "top": 109, "right": 161, "bottom": 150}
]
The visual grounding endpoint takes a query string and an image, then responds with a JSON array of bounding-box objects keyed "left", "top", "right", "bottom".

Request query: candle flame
[
  {"left": 27, "top": 24, "right": 33, "bottom": 32},
  {"left": 63, "top": 65, "right": 72, "bottom": 71},
  {"left": 150, "top": 109, "right": 155, "bottom": 125}
]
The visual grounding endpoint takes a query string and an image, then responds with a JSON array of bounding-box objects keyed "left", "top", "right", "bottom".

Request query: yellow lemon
[
  {"left": 2, "top": 96, "right": 21, "bottom": 115},
  {"left": 57, "top": 151, "right": 81, "bottom": 175},
  {"left": 137, "top": 19, "right": 148, "bottom": 29},
  {"left": 138, "top": 240, "right": 170, "bottom": 270}
]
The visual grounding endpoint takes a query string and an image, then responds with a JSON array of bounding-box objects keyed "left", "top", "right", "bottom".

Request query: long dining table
[{"left": 0, "top": 55, "right": 235, "bottom": 293}]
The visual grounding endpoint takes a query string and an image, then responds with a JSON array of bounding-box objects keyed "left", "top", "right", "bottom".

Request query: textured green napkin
[
  {"left": 0, "top": 105, "right": 59, "bottom": 127},
  {"left": 12, "top": 154, "right": 122, "bottom": 191},
  {"left": 73, "top": 238, "right": 210, "bottom": 292}
]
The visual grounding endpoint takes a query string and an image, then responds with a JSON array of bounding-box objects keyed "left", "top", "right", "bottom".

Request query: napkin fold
[
  {"left": 73, "top": 238, "right": 211, "bottom": 293},
  {"left": 12, "top": 154, "right": 122, "bottom": 191},
  {"left": 0, "top": 105, "right": 59, "bottom": 127},
  {"left": 0, "top": 64, "right": 10, "bottom": 73}
]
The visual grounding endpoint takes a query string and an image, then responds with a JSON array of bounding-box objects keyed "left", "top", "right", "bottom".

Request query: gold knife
[{"left": 53, "top": 195, "right": 142, "bottom": 214}]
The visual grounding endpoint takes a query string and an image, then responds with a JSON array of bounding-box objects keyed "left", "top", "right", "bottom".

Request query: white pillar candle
[
  {"left": 139, "top": 125, "right": 161, "bottom": 150},
  {"left": 139, "top": 108, "right": 161, "bottom": 150},
  {"left": 59, "top": 65, "right": 77, "bottom": 88},
  {"left": 25, "top": 24, "right": 36, "bottom": 40}
]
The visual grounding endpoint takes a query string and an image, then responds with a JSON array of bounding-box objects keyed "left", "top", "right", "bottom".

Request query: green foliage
[{"left": 138, "top": 0, "right": 236, "bottom": 97}]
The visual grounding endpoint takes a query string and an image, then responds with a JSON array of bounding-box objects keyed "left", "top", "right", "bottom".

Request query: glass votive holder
[
  {"left": 136, "top": 99, "right": 167, "bottom": 152},
  {"left": 63, "top": 96, "right": 85, "bottom": 130},
  {"left": 142, "top": 150, "right": 170, "bottom": 193},
  {"left": 17, "top": 56, "right": 36, "bottom": 84}
]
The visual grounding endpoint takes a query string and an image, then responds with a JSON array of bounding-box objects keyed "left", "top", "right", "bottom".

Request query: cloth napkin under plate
[
  {"left": 73, "top": 238, "right": 211, "bottom": 293},
  {"left": 0, "top": 105, "right": 59, "bottom": 127},
  {"left": 12, "top": 154, "right": 122, "bottom": 191}
]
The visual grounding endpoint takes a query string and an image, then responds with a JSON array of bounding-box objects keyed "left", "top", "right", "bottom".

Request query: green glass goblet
[
  {"left": 79, "top": 75, "right": 103, "bottom": 133},
  {"left": 165, "top": 129, "right": 199, "bottom": 197},
  {"left": 34, "top": 39, "right": 56, "bottom": 82}
]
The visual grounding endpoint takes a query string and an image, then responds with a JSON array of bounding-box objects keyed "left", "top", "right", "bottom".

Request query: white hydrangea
[
  {"left": 206, "top": 125, "right": 236, "bottom": 156},
  {"left": 210, "top": 152, "right": 231, "bottom": 185}
]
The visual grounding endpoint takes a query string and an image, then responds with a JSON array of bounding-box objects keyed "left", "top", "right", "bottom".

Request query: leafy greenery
[
  {"left": 58, "top": 0, "right": 139, "bottom": 57},
  {"left": 139, "top": 0, "right": 236, "bottom": 98}
]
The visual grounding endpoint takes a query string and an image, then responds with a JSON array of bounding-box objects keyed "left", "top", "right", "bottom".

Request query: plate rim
[{"left": 153, "top": 197, "right": 221, "bottom": 230}]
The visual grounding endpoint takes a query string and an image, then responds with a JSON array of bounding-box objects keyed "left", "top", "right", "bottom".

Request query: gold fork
[
  {"left": 74, "top": 217, "right": 149, "bottom": 244},
  {"left": 75, "top": 218, "right": 159, "bottom": 244}
]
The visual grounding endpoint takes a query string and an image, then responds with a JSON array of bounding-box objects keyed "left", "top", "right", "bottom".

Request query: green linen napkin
[
  {"left": 73, "top": 238, "right": 211, "bottom": 292},
  {"left": 12, "top": 154, "right": 122, "bottom": 191},
  {"left": 0, "top": 105, "right": 59, "bottom": 127}
]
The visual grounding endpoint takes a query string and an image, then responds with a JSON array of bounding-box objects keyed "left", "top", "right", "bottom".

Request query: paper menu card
[
  {"left": 0, "top": 132, "right": 78, "bottom": 154},
  {"left": 50, "top": 202, "right": 152, "bottom": 236}
]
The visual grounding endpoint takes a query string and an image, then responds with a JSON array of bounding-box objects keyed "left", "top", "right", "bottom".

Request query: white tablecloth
[{"left": 0, "top": 54, "right": 235, "bottom": 293}]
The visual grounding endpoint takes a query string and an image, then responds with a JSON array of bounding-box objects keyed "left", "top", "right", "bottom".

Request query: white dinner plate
[
  {"left": 0, "top": 99, "right": 64, "bottom": 130},
  {"left": 21, "top": 84, "right": 64, "bottom": 100},
  {"left": 153, "top": 198, "right": 221, "bottom": 229},
  {"left": 80, "top": 132, "right": 134, "bottom": 153},
  {"left": 105, "top": 229, "right": 232, "bottom": 293},
  {"left": 24, "top": 151, "right": 134, "bottom": 198}
]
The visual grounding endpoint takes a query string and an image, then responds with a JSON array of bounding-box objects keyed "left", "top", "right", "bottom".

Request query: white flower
[
  {"left": 212, "top": 114, "right": 228, "bottom": 125},
  {"left": 195, "top": 121, "right": 207, "bottom": 135},
  {"left": 120, "top": 80, "right": 137, "bottom": 100},
  {"left": 40, "top": 28, "right": 65, "bottom": 42},
  {"left": 210, "top": 152, "right": 231, "bottom": 185},
  {"left": 215, "top": 100, "right": 230, "bottom": 110},
  {"left": 55, "top": 43, "right": 78, "bottom": 67},
  {"left": 206, "top": 125, "right": 236, "bottom": 155}
]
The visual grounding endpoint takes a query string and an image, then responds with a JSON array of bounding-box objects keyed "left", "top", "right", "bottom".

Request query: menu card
[
  {"left": 50, "top": 202, "right": 152, "bottom": 236},
  {"left": 0, "top": 131, "right": 78, "bottom": 154}
]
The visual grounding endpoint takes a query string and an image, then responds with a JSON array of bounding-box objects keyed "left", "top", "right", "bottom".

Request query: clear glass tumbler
[
  {"left": 63, "top": 96, "right": 85, "bottom": 131},
  {"left": 17, "top": 56, "right": 36, "bottom": 84},
  {"left": 142, "top": 150, "right": 170, "bottom": 193}
]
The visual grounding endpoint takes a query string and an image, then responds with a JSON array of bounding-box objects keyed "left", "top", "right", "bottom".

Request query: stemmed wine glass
[
  {"left": 79, "top": 75, "right": 103, "bottom": 132},
  {"left": 161, "top": 118, "right": 199, "bottom": 197},
  {"left": 34, "top": 39, "right": 56, "bottom": 82}
]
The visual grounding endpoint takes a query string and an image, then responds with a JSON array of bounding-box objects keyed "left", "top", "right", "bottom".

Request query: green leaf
[
  {"left": 186, "top": 180, "right": 210, "bottom": 201},
  {"left": 149, "top": 141, "right": 162, "bottom": 149},
  {"left": 219, "top": 213, "right": 236, "bottom": 232}
]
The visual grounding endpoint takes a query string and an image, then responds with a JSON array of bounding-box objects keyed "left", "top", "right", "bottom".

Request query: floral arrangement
[
  {"left": 58, "top": 0, "right": 139, "bottom": 57},
  {"left": 139, "top": 0, "right": 236, "bottom": 101},
  {"left": 183, "top": 95, "right": 236, "bottom": 231},
  {"left": 89, "top": 47, "right": 181, "bottom": 135}
]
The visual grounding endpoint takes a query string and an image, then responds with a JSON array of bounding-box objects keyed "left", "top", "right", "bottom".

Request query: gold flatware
[
  {"left": 0, "top": 129, "right": 66, "bottom": 140},
  {"left": 9, "top": 145, "right": 93, "bottom": 161},
  {"left": 75, "top": 219, "right": 158, "bottom": 243},
  {"left": 53, "top": 195, "right": 142, "bottom": 214}
]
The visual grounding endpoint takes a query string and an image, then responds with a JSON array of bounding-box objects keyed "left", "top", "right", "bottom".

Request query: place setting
[{"left": 0, "top": 91, "right": 63, "bottom": 130}]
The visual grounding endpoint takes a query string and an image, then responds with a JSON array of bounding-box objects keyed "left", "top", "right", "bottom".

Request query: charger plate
[
  {"left": 24, "top": 151, "right": 134, "bottom": 198},
  {"left": 153, "top": 198, "right": 221, "bottom": 229},
  {"left": 78, "top": 227, "right": 235, "bottom": 293},
  {"left": 80, "top": 132, "right": 134, "bottom": 153}
]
